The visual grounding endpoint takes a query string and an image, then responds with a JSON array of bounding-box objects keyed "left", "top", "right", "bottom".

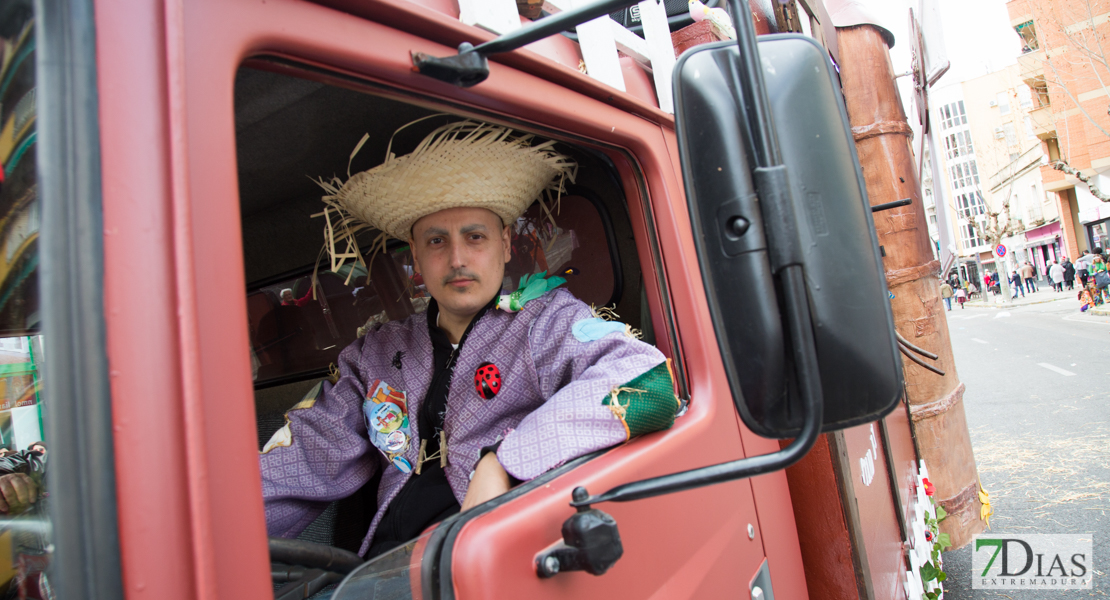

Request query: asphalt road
[{"left": 940, "top": 295, "right": 1110, "bottom": 599}]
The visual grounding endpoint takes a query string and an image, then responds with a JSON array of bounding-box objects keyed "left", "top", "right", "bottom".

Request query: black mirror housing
[{"left": 674, "top": 35, "right": 904, "bottom": 438}]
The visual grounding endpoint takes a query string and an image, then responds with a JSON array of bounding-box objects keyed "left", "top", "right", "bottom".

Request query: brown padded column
[{"left": 836, "top": 24, "right": 984, "bottom": 548}]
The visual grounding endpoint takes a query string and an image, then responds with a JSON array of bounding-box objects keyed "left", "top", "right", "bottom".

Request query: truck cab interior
[{"left": 234, "top": 59, "right": 665, "bottom": 590}]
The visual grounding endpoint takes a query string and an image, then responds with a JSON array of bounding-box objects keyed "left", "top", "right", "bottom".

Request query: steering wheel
[{"left": 270, "top": 537, "right": 365, "bottom": 600}]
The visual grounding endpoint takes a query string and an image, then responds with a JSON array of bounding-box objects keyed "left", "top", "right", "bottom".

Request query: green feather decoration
[{"left": 496, "top": 270, "right": 567, "bottom": 312}]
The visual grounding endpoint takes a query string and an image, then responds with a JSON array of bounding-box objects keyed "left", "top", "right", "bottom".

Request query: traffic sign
[{"left": 995, "top": 245, "right": 1007, "bottom": 258}]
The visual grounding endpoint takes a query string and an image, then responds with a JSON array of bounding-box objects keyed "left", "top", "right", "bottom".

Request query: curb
[{"left": 961, "top": 297, "right": 1069, "bottom": 309}]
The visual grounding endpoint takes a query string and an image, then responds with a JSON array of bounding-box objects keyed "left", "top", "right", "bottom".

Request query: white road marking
[
  {"left": 1063, "top": 314, "right": 1110, "bottom": 326},
  {"left": 993, "top": 311, "right": 1011, "bottom": 319},
  {"left": 1037, "top": 363, "right": 1076, "bottom": 376},
  {"left": 971, "top": 338, "right": 989, "bottom": 344}
]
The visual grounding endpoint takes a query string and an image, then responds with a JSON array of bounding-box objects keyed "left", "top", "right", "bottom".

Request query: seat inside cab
[{"left": 234, "top": 61, "right": 651, "bottom": 552}]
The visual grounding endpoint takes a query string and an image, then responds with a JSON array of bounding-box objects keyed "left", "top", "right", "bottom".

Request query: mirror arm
[
  {"left": 571, "top": 0, "right": 828, "bottom": 511},
  {"left": 871, "top": 198, "right": 913, "bottom": 212},
  {"left": 724, "top": 0, "right": 782, "bottom": 168},
  {"left": 412, "top": 0, "right": 643, "bottom": 87}
]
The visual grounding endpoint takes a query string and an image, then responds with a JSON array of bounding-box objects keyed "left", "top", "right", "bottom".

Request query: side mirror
[{"left": 673, "top": 35, "right": 903, "bottom": 438}]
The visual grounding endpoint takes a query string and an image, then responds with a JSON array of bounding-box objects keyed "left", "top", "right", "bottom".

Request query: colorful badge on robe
[
  {"left": 385, "top": 430, "right": 408, "bottom": 453},
  {"left": 474, "top": 362, "right": 502, "bottom": 399},
  {"left": 370, "top": 402, "right": 405, "bottom": 433},
  {"left": 367, "top": 379, "right": 408, "bottom": 408},
  {"left": 392, "top": 456, "right": 413, "bottom": 473},
  {"left": 363, "top": 379, "right": 412, "bottom": 471}
]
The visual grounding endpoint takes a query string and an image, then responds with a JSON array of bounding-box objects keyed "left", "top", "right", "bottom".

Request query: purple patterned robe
[{"left": 260, "top": 289, "right": 665, "bottom": 556}]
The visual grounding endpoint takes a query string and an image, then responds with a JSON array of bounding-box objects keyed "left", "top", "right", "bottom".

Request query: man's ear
[
  {"left": 501, "top": 225, "right": 512, "bottom": 264},
  {"left": 409, "top": 237, "right": 422, "bottom": 274}
]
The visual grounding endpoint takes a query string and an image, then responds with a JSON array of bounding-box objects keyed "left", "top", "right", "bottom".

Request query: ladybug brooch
[{"left": 474, "top": 362, "right": 502, "bottom": 400}]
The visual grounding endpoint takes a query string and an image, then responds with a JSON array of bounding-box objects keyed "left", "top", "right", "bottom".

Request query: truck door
[{"left": 93, "top": 0, "right": 812, "bottom": 597}]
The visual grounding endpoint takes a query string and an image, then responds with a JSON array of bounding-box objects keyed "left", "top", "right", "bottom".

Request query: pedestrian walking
[
  {"left": 983, "top": 273, "right": 992, "bottom": 295},
  {"left": 1009, "top": 271, "right": 1025, "bottom": 298},
  {"left": 1020, "top": 261, "right": 1037, "bottom": 292},
  {"left": 940, "top": 280, "right": 954, "bottom": 311},
  {"left": 1063, "top": 258, "right": 1076, "bottom": 291},
  {"left": 955, "top": 285, "right": 967, "bottom": 309},
  {"left": 1077, "top": 250, "right": 1092, "bottom": 287},
  {"left": 1049, "top": 261, "right": 1065, "bottom": 292}
]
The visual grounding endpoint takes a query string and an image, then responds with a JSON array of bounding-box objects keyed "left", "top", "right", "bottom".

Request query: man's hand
[
  {"left": 0, "top": 473, "right": 37, "bottom": 515},
  {"left": 461, "top": 452, "right": 511, "bottom": 511}
]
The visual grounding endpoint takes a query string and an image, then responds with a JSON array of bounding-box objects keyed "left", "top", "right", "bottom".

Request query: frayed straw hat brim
[{"left": 314, "top": 119, "right": 576, "bottom": 275}]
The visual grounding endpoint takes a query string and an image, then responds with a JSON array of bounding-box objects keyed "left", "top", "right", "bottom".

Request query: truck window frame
[
  {"left": 235, "top": 55, "right": 694, "bottom": 592},
  {"left": 237, "top": 55, "right": 689, "bottom": 402}
]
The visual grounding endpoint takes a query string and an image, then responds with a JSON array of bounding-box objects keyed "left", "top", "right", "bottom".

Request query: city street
[{"left": 941, "top": 292, "right": 1110, "bottom": 598}]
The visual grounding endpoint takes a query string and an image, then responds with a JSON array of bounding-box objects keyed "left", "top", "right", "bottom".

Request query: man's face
[
  {"left": 410, "top": 207, "right": 511, "bottom": 319},
  {"left": 280, "top": 290, "right": 293, "bottom": 302}
]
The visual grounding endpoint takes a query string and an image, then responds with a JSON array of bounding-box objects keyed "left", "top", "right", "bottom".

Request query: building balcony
[
  {"left": 1018, "top": 49, "right": 1045, "bottom": 85},
  {"left": 1029, "top": 105, "right": 1056, "bottom": 139}
]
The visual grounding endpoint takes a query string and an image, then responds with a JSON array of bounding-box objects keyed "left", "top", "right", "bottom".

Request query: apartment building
[
  {"left": 931, "top": 61, "right": 1062, "bottom": 285},
  {"left": 930, "top": 84, "right": 989, "bottom": 284},
  {"left": 1007, "top": 0, "right": 1110, "bottom": 258},
  {"left": 963, "top": 64, "right": 1057, "bottom": 279}
]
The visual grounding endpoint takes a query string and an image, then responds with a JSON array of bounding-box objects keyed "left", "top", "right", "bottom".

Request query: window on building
[
  {"left": 1003, "top": 122, "right": 1017, "bottom": 146},
  {"left": 1046, "top": 137, "right": 1061, "bottom": 161},
  {"left": 1028, "top": 184, "right": 1043, "bottom": 221},
  {"left": 1010, "top": 152, "right": 1021, "bottom": 162},
  {"left": 956, "top": 191, "right": 987, "bottom": 219},
  {"left": 997, "top": 92, "right": 1011, "bottom": 115},
  {"left": 952, "top": 164, "right": 969, "bottom": 188},
  {"left": 970, "top": 161, "right": 980, "bottom": 184},
  {"left": 1032, "top": 80, "right": 1050, "bottom": 107},
  {"left": 1015, "top": 20, "right": 1039, "bottom": 52},
  {"left": 939, "top": 102, "right": 967, "bottom": 130},
  {"left": 1018, "top": 85, "right": 1033, "bottom": 109},
  {"left": 1023, "top": 115, "right": 1034, "bottom": 139},
  {"left": 945, "top": 132, "right": 973, "bottom": 159},
  {"left": 961, "top": 222, "right": 985, "bottom": 248}
]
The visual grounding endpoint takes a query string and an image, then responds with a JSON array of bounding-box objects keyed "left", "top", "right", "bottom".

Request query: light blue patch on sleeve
[{"left": 572, "top": 317, "right": 628, "bottom": 342}]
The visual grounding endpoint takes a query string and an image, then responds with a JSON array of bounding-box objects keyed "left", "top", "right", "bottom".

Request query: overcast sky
[{"left": 865, "top": 0, "right": 1023, "bottom": 88}]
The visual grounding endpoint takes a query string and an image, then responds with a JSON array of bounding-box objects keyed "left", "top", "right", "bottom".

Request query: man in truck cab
[{"left": 259, "top": 120, "right": 681, "bottom": 558}]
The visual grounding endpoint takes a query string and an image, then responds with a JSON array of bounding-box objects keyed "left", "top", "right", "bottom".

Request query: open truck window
[{"left": 234, "top": 61, "right": 665, "bottom": 591}]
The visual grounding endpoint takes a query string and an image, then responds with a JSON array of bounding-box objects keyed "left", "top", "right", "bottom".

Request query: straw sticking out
[{"left": 312, "top": 119, "right": 577, "bottom": 274}]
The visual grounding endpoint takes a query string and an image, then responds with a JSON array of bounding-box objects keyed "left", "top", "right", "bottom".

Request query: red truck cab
[{"left": 8, "top": 0, "right": 922, "bottom": 598}]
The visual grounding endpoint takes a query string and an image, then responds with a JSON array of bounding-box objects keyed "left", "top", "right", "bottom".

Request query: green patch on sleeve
[{"left": 602, "top": 360, "right": 681, "bottom": 438}]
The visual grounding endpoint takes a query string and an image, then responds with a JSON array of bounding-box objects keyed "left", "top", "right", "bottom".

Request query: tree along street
[{"left": 941, "top": 296, "right": 1109, "bottom": 598}]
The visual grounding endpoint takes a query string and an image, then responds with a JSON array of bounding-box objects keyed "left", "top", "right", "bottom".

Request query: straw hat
[{"left": 314, "top": 119, "right": 577, "bottom": 273}]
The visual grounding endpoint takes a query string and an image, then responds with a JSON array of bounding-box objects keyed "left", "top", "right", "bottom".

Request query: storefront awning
[{"left": 1024, "top": 219, "right": 1061, "bottom": 246}]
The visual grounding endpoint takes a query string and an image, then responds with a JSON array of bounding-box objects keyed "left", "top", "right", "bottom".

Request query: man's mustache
[{"left": 442, "top": 269, "right": 480, "bottom": 286}]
